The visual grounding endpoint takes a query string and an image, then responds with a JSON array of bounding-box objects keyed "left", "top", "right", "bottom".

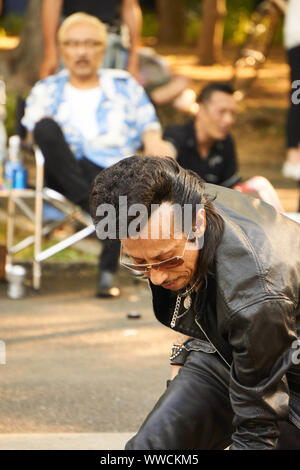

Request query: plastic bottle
[{"left": 4, "top": 135, "right": 23, "bottom": 189}]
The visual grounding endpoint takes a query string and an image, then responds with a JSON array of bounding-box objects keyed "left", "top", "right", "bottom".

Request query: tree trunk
[
  {"left": 0, "top": 0, "right": 43, "bottom": 95},
  {"left": 198, "top": 0, "right": 226, "bottom": 65},
  {"left": 156, "top": 0, "right": 185, "bottom": 45}
]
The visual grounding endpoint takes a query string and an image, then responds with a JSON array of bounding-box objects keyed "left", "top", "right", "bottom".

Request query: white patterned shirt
[{"left": 22, "top": 68, "right": 161, "bottom": 168}]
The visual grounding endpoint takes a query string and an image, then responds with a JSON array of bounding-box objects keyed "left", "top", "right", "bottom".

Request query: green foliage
[
  {"left": 226, "top": 0, "right": 257, "bottom": 12},
  {"left": 4, "top": 93, "right": 17, "bottom": 138},
  {"left": 142, "top": 11, "right": 158, "bottom": 38},
  {"left": 0, "top": 14, "right": 24, "bottom": 36},
  {"left": 184, "top": 11, "right": 201, "bottom": 45},
  {"left": 142, "top": 0, "right": 283, "bottom": 46},
  {"left": 223, "top": 1, "right": 257, "bottom": 45},
  {"left": 273, "top": 16, "right": 284, "bottom": 45},
  {"left": 224, "top": 6, "right": 253, "bottom": 44},
  {"left": 0, "top": 222, "right": 95, "bottom": 262},
  {"left": 15, "top": 240, "right": 96, "bottom": 262},
  {"left": 224, "top": 0, "right": 283, "bottom": 45}
]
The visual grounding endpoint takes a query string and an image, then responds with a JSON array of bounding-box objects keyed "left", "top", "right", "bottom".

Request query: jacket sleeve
[{"left": 226, "top": 297, "right": 297, "bottom": 450}]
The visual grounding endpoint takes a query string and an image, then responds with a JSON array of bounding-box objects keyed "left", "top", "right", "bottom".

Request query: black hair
[
  {"left": 197, "top": 81, "right": 234, "bottom": 104},
  {"left": 90, "top": 155, "right": 224, "bottom": 279}
]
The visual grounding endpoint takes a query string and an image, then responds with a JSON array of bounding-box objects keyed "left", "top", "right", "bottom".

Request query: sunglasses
[{"left": 120, "top": 232, "right": 194, "bottom": 273}]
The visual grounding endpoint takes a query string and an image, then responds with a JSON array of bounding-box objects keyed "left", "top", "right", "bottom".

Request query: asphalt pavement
[
  {"left": 0, "top": 189, "right": 299, "bottom": 450},
  {"left": 0, "top": 264, "right": 175, "bottom": 449}
]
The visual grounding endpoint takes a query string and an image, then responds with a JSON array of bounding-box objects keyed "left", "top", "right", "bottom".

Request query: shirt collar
[{"left": 57, "top": 68, "right": 117, "bottom": 101}]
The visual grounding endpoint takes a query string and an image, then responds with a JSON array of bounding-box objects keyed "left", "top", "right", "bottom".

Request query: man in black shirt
[
  {"left": 163, "top": 82, "right": 241, "bottom": 188},
  {"left": 163, "top": 82, "right": 283, "bottom": 211}
]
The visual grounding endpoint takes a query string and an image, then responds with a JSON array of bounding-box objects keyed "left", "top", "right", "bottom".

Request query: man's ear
[
  {"left": 188, "top": 207, "right": 206, "bottom": 251},
  {"left": 194, "top": 206, "right": 206, "bottom": 239}
]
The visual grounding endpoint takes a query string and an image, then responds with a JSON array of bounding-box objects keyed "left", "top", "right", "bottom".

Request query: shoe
[
  {"left": 96, "top": 271, "right": 120, "bottom": 298},
  {"left": 282, "top": 161, "right": 300, "bottom": 180}
]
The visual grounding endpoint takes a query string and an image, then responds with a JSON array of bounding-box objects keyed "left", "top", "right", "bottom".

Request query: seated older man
[{"left": 21, "top": 12, "right": 168, "bottom": 298}]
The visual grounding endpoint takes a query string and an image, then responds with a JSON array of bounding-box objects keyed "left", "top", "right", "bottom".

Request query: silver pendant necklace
[
  {"left": 183, "top": 295, "right": 192, "bottom": 310},
  {"left": 170, "top": 279, "right": 200, "bottom": 329}
]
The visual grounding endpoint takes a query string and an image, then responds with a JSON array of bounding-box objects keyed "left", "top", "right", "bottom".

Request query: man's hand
[{"left": 143, "top": 130, "right": 177, "bottom": 157}]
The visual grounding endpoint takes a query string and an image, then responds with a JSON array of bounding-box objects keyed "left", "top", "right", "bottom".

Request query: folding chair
[{"left": 4, "top": 147, "right": 95, "bottom": 290}]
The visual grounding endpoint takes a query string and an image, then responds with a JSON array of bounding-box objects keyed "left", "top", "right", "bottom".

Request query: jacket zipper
[{"left": 194, "top": 316, "right": 231, "bottom": 369}]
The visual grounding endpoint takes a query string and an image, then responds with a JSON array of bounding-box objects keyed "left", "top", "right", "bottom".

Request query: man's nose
[
  {"left": 148, "top": 268, "right": 168, "bottom": 286},
  {"left": 76, "top": 43, "right": 89, "bottom": 54}
]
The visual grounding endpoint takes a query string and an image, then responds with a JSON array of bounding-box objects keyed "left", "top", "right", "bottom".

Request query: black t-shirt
[
  {"left": 163, "top": 120, "right": 241, "bottom": 188},
  {"left": 63, "top": 0, "right": 121, "bottom": 25}
]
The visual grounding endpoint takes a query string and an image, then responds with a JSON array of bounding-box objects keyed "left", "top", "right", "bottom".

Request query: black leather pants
[{"left": 125, "top": 350, "right": 300, "bottom": 450}]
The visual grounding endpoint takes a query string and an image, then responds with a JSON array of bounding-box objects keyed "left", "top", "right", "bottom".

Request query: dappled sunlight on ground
[{"left": 0, "top": 36, "right": 19, "bottom": 50}]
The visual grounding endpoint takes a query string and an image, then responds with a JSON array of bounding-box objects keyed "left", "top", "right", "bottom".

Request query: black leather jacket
[{"left": 150, "top": 184, "right": 300, "bottom": 450}]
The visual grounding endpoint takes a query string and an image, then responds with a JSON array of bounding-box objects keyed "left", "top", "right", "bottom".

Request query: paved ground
[
  {"left": 0, "top": 184, "right": 299, "bottom": 450},
  {"left": 0, "top": 433, "right": 134, "bottom": 450},
  {"left": 0, "top": 42, "right": 299, "bottom": 450},
  {"left": 0, "top": 265, "right": 177, "bottom": 449}
]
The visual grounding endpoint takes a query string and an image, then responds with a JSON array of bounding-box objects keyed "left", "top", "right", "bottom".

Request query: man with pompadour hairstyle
[{"left": 90, "top": 155, "right": 300, "bottom": 450}]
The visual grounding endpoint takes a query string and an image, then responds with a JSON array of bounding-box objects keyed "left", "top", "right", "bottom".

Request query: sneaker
[{"left": 96, "top": 271, "right": 120, "bottom": 298}]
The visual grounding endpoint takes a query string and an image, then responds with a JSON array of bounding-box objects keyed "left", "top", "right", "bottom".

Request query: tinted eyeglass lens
[
  {"left": 152, "top": 257, "right": 184, "bottom": 270},
  {"left": 123, "top": 263, "right": 148, "bottom": 272},
  {"left": 122, "top": 257, "right": 184, "bottom": 272}
]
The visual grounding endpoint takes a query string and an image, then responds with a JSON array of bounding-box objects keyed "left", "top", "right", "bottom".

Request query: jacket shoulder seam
[
  {"left": 217, "top": 211, "right": 274, "bottom": 299},
  {"left": 221, "top": 294, "right": 296, "bottom": 330}
]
